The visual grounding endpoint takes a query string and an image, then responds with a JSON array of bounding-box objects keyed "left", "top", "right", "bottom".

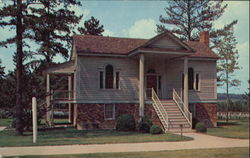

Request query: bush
[
  {"left": 150, "top": 125, "right": 163, "bottom": 134},
  {"left": 0, "top": 108, "right": 13, "bottom": 119},
  {"left": 116, "top": 114, "right": 136, "bottom": 131},
  {"left": 195, "top": 122, "right": 207, "bottom": 133},
  {"left": 138, "top": 116, "right": 152, "bottom": 133}
]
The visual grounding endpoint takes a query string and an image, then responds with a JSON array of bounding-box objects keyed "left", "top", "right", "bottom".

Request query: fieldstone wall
[
  {"left": 76, "top": 103, "right": 162, "bottom": 130},
  {"left": 191, "top": 103, "right": 217, "bottom": 127}
]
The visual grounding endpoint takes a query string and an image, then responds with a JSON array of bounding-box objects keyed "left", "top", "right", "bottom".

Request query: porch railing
[
  {"left": 173, "top": 88, "right": 192, "bottom": 127},
  {"left": 151, "top": 88, "right": 169, "bottom": 132}
]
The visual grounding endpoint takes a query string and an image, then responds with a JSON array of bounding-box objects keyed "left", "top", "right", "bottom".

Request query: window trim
[
  {"left": 104, "top": 104, "right": 115, "bottom": 120},
  {"left": 99, "top": 64, "right": 120, "bottom": 90}
]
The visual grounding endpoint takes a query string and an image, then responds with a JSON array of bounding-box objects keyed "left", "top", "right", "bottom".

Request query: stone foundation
[
  {"left": 76, "top": 103, "right": 162, "bottom": 130},
  {"left": 191, "top": 103, "right": 217, "bottom": 127}
]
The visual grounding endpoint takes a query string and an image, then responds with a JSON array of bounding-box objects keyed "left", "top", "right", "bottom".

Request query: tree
[
  {"left": 0, "top": 59, "right": 5, "bottom": 80},
  {"left": 78, "top": 16, "right": 104, "bottom": 36},
  {"left": 26, "top": 0, "right": 82, "bottom": 64},
  {"left": 217, "top": 29, "right": 240, "bottom": 123},
  {"left": 157, "top": 0, "right": 237, "bottom": 49},
  {"left": 0, "top": 0, "right": 25, "bottom": 135},
  {"left": 0, "top": 0, "right": 82, "bottom": 135}
]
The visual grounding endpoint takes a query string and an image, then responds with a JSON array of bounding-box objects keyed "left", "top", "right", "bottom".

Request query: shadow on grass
[{"left": 217, "top": 121, "right": 239, "bottom": 126}]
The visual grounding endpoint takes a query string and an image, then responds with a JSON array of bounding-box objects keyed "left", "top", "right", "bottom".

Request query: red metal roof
[{"left": 73, "top": 35, "right": 217, "bottom": 58}]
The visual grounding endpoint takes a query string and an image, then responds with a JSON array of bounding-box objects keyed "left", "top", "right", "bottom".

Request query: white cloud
[
  {"left": 103, "top": 29, "right": 114, "bottom": 36},
  {"left": 126, "top": 19, "right": 157, "bottom": 39}
]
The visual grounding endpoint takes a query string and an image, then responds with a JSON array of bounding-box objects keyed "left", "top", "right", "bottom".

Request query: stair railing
[
  {"left": 173, "top": 88, "right": 192, "bottom": 127},
  {"left": 151, "top": 88, "right": 169, "bottom": 132}
]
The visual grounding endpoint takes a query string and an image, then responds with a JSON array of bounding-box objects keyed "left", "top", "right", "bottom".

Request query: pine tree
[
  {"left": 78, "top": 16, "right": 104, "bottom": 36},
  {"left": 0, "top": 0, "right": 25, "bottom": 135},
  {"left": 217, "top": 29, "right": 240, "bottom": 123},
  {"left": 157, "top": 0, "right": 237, "bottom": 49},
  {"left": 26, "top": 0, "right": 82, "bottom": 64},
  {"left": 0, "top": 59, "right": 4, "bottom": 80},
  {"left": 0, "top": 0, "right": 82, "bottom": 135}
]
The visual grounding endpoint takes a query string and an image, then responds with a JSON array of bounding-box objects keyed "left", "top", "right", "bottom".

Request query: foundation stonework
[
  {"left": 76, "top": 103, "right": 162, "bottom": 130},
  {"left": 191, "top": 103, "right": 217, "bottom": 127}
]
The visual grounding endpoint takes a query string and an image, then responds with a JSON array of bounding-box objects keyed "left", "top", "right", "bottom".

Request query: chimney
[{"left": 199, "top": 31, "right": 209, "bottom": 46}]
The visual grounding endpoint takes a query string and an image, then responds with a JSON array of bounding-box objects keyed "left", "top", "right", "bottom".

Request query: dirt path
[{"left": 0, "top": 132, "right": 249, "bottom": 157}]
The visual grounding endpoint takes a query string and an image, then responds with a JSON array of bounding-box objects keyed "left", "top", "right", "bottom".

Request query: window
[
  {"left": 182, "top": 69, "right": 200, "bottom": 91},
  {"left": 104, "top": 104, "right": 115, "bottom": 120},
  {"left": 100, "top": 71, "right": 103, "bottom": 89},
  {"left": 195, "top": 73, "right": 200, "bottom": 91},
  {"left": 105, "top": 65, "right": 114, "bottom": 89},
  {"left": 188, "top": 68, "right": 194, "bottom": 90},
  {"left": 158, "top": 76, "right": 161, "bottom": 90},
  {"left": 116, "top": 72, "right": 119, "bottom": 89}
]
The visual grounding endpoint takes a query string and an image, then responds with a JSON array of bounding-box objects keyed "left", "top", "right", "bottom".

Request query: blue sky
[{"left": 0, "top": 0, "right": 249, "bottom": 94}]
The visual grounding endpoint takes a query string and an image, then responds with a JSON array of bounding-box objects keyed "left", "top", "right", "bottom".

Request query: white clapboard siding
[
  {"left": 75, "top": 55, "right": 217, "bottom": 102},
  {"left": 76, "top": 56, "right": 139, "bottom": 102}
]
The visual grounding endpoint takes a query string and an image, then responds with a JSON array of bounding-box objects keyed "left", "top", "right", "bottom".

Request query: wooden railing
[
  {"left": 173, "top": 88, "right": 192, "bottom": 127},
  {"left": 151, "top": 88, "right": 169, "bottom": 132}
]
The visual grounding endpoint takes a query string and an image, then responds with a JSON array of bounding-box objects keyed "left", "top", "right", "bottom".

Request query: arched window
[
  {"left": 188, "top": 68, "right": 194, "bottom": 90},
  {"left": 105, "top": 65, "right": 114, "bottom": 89}
]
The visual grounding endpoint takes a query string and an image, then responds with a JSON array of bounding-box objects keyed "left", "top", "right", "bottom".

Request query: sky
[{"left": 0, "top": 0, "right": 249, "bottom": 94}]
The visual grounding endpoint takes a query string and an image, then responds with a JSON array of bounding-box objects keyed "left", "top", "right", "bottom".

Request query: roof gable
[{"left": 137, "top": 31, "right": 194, "bottom": 52}]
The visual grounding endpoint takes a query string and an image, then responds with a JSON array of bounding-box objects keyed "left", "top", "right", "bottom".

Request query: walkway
[
  {"left": 0, "top": 127, "right": 5, "bottom": 132},
  {"left": 0, "top": 133, "right": 249, "bottom": 157}
]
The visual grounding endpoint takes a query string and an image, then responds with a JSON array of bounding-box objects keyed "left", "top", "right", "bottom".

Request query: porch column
[
  {"left": 73, "top": 72, "right": 77, "bottom": 126},
  {"left": 139, "top": 54, "right": 145, "bottom": 118},
  {"left": 183, "top": 57, "right": 189, "bottom": 107},
  {"left": 68, "top": 75, "right": 72, "bottom": 123},
  {"left": 46, "top": 73, "right": 52, "bottom": 126}
]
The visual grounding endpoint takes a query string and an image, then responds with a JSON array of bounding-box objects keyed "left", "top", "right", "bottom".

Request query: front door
[{"left": 146, "top": 74, "right": 157, "bottom": 98}]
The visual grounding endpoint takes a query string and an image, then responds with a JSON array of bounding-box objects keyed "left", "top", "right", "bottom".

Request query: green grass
[
  {"left": 207, "top": 120, "right": 249, "bottom": 139},
  {"left": 0, "top": 118, "right": 12, "bottom": 127},
  {"left": 0, "top": 128, "right": 192, "bottom": 147},
  {"left": 40, "top": 118, "right": 70, "bottom": 125},
  {"left": 7, "top": 147, "right": 249, "bottom": 158}
]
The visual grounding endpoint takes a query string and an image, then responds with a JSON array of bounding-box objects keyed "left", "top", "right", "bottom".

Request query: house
[{"left": 44, "top": 31, "right": 218, "bottom": 132}]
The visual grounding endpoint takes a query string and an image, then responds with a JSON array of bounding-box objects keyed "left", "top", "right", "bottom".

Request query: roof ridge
[{"left": 73, "top": 34, "right": 148, "bottom": 41}]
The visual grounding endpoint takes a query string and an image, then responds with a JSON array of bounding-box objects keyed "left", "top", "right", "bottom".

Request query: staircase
[
  {"left": 161, "top": 100, "right": 192, "bottom": 132},
  {"left": 151, "top": 88, "right": 192, "bottom": 133}
]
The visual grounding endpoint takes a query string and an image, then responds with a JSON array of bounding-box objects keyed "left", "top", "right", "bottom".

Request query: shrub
[
  {"left": 137, "top": 116, "right": 152, "bottom": 133},
  {"left": 195, "top": 122, "right": 207, "bottom": 133},
  {"left": 116, "top": 114, "right": 136, "bottom": 131},
  {"left": 150, "top": 125, "right": 163, "bottom": 134}
]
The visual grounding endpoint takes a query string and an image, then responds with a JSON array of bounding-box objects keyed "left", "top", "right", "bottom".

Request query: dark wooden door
[{"left": 146, "top": 75, "right": 157, "bottom": 98}]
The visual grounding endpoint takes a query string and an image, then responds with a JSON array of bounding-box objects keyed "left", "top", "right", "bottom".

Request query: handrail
[
  {"left": 173, "top": 88, "right": 192, "bottom": 127},
  {"left": 151, "top": 88, "right": 169, "bottom": 132}
]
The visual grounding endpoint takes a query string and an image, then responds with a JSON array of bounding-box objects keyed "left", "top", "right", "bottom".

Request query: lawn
[
  {"left": 207, "top": 119, "right": 249, "bottom": 139},
  {"left": 0, "top": 118, "right": 12, "bottom": 127},
  {"left": 7, "top": 147, "right": 249, "bottom": 158},
  {"left": 0, "top": 127, "right": 192, "bottom": 147}
]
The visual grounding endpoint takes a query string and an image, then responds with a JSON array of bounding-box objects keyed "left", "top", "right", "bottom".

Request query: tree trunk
[
  {"left": 15, "top": 0, "right": 24, "bottom": 136},
  {"left": 226, "top": 70, "right": 229, "bottom": 123}
]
